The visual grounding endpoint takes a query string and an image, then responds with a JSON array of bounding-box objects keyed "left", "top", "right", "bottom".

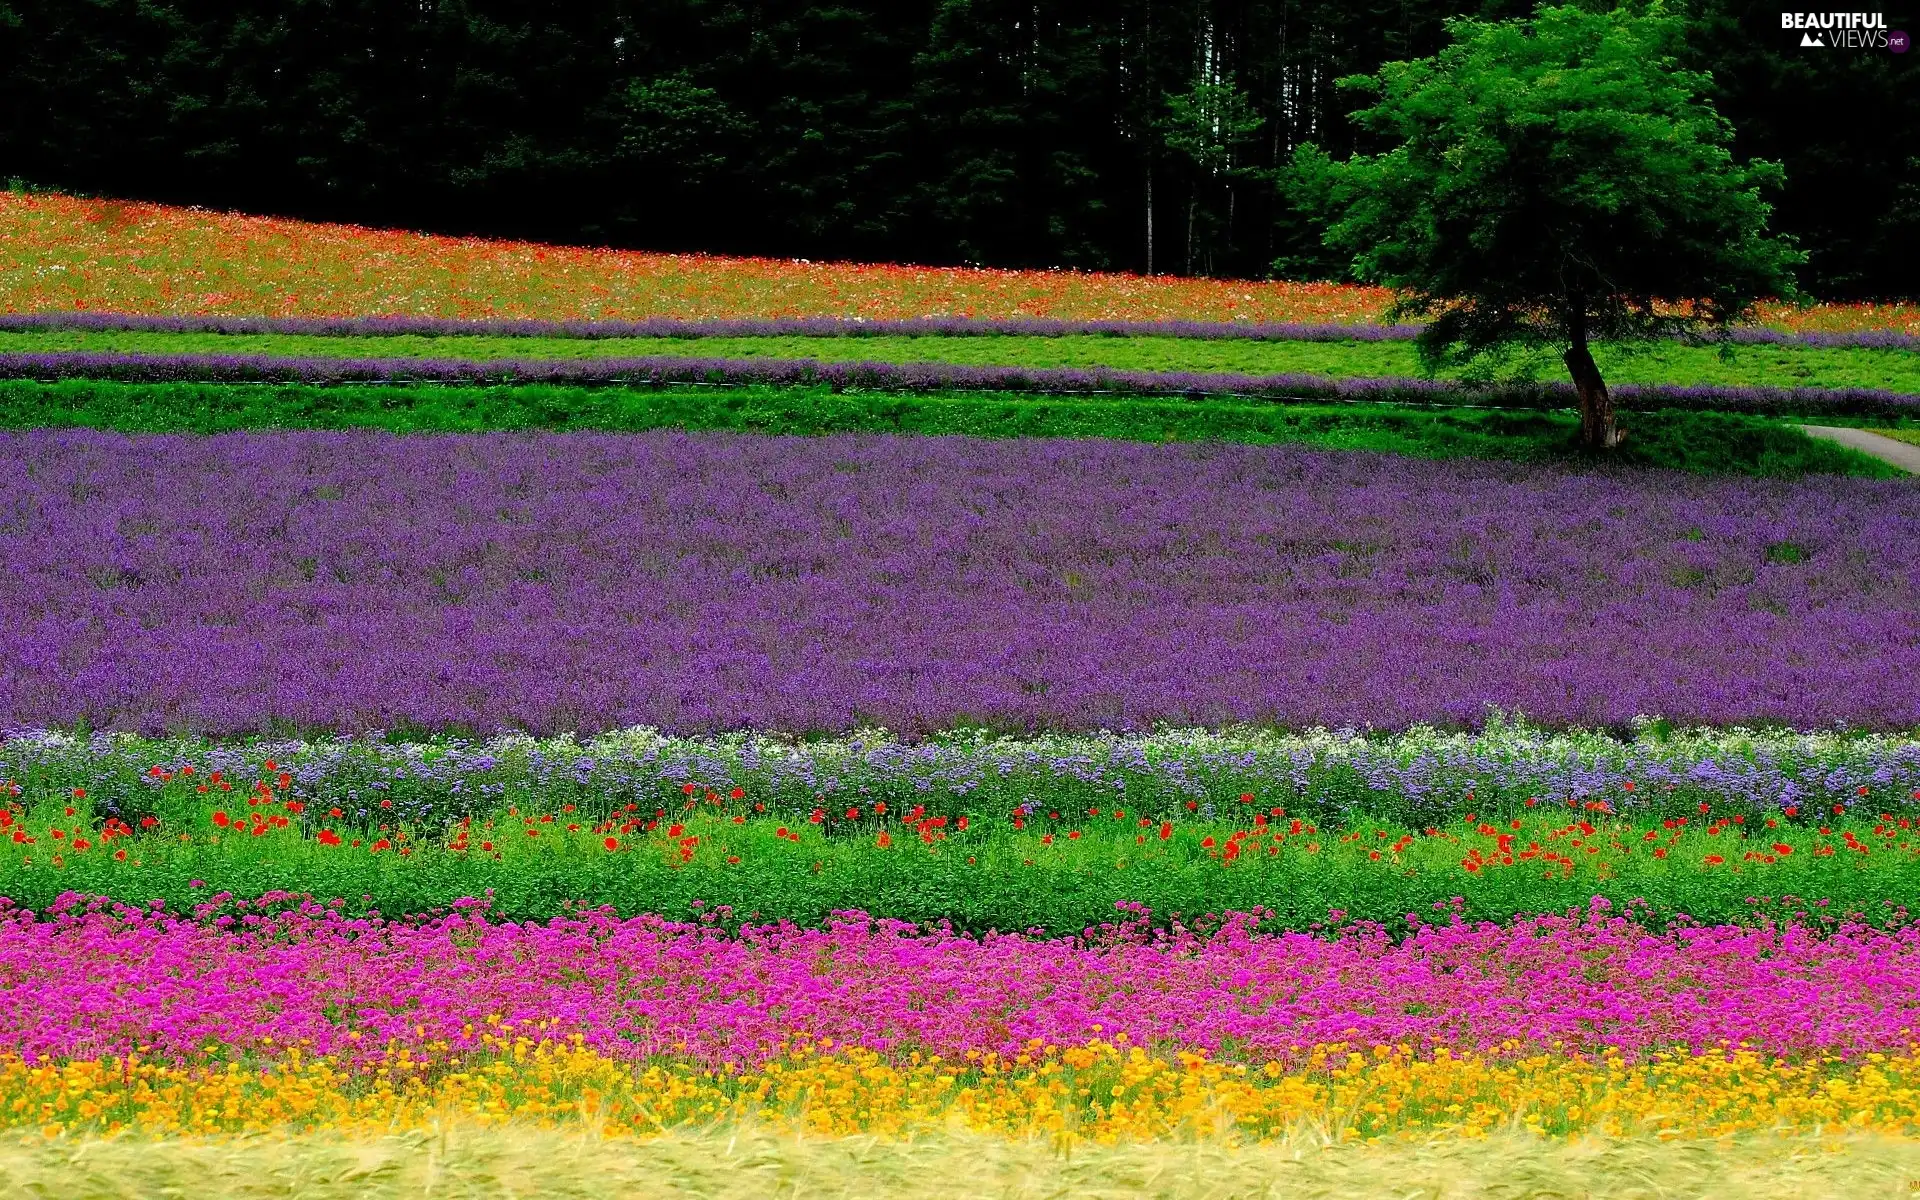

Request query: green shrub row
[
  {"left": 3, "top": 805, "right": 1912, "bottom": 931},
  {"left": 0, "top": 379, "right": 1897, "bottom": 477},
  {"left": 7, "top": 329, "right": 1919, "bottom": 395}
]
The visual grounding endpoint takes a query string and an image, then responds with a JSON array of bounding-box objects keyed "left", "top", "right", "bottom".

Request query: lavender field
[{"left": 3, "top": 427, "right": 1915, "bottom": 735}]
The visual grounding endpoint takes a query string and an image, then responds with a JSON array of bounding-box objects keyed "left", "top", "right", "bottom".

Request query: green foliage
[
  {"left": 4, "top": 807, "right": 1916, "bottom": 932},
  {"left": 7, "top": 329, "right": 1920, "bottom": 393},
  {"left": 2, "top": 1, "right": 1913, "bottom": 295},
  {"left": 604, "top": 73, "right": 749, "bottom": 185},
  {"left": 0, "top": 379, "right": 1896, "bottom": 478},
  {"left": 1318, "top": 4, "right": 1803, "bottom": 373},
  {"left": 1603, "top": 410, "right": 1900, "bottom": 479},
  {"left": 7, "top": 723, "right": 1913, "bottom": 928},
  {"left": 1163, "top": 82, "right": 1264, "bottom": 181},
  {"left": 1271, "top": 145, "right": 1350, "bottom": 280}
]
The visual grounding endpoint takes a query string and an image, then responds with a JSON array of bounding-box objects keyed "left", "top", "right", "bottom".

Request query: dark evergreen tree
[{"left": 0, "top": 0, "right": 1911, "bottom": 296}]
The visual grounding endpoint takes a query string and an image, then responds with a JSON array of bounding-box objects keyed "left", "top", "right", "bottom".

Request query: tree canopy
[
  {"left": 0, "top": 0, "right": 1909, "bottom": 298},
  {"left": 1316, "top": 3, "right": 1803, "bottom": 448}
]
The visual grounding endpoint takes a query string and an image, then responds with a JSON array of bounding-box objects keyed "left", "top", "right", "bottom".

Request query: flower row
[
  {"left": 7, "top": 312, "right": 1914, "bottom": 351},
  {"left": 8, "top": 721, "right": 1920, "bottom": 833},
  {"left": 9, "top": 897, "right": 1920, "bottom": 1066},
  {"left": 5, "top": 351, "right": 1917, "bottom": 417},
  {"left": 13, "top": 1037, "right": 1920, "bottom": 1143},
  {"left": 6, "top": 431, "right": 1918, "bottom": 736}
]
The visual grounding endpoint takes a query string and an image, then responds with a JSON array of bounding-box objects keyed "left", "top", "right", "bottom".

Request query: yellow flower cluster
[{"left": 9, "top": 1036, "right": 1920, "bottom": 1145}]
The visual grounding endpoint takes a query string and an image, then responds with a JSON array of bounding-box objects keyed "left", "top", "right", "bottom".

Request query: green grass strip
[
  {"left": 0, "top": 379, "right": 1900, "bottom": 477},
  {"left": 5, "top": 809, "right": 1916, "bottom": 931},
  {"left": 4, "top": 328, "right": 1920, "bottom": 393}
]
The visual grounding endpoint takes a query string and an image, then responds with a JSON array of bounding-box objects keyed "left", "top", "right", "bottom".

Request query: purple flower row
[
  {"left": 8, "top": 724, "right": 1916, "bottom": 831},
  {"left": 3, "top": 350, "right": 1917, "bottom": 417},
  {"left": 9, "top": 895, "right": 1920, "bottom": 1068},
  {"left": 2, "top": 311, "right": 1912, "bottom": 350},
  {"left": 3, "top": 428, "right": 1916, "bottom": 735}
]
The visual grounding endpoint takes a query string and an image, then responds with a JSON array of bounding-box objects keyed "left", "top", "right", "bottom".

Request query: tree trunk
[
  {"left": 1186, "top": 190, "right": 1196, "bottom": 275},
  {"left": 1226, "top": 183, "right": 1235, "bottom": 268},
  {"left": 1145, "top": 168, "right": 1154, "bottom": 275},
  {"left": 1563, "top": 314, "right": 1623, "bottom": 451}
]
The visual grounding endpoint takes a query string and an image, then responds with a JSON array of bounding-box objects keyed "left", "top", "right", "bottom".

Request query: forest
[{"left": 1, "top": 0, "right": 1915, "bottom": 297}]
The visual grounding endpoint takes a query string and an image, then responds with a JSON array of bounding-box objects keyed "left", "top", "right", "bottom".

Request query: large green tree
[
  {"left": 1317, "top": 3, "right": 1801, "bottom": 450},
  {"left": 3, "top": 1, "right": 1909, "bottom": 295}
]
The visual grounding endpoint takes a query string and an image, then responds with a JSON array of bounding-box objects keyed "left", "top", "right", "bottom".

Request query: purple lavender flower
[{"left": 1, "top": 429, "right": 1915, "bottom": 735}]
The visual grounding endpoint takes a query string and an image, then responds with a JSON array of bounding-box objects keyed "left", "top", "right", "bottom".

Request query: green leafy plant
[{"left": 1314, "top": 4, "right": 1803, "bottom": 450}]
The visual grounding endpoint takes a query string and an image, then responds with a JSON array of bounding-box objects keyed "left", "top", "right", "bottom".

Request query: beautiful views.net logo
[{"left": 1779, "top": 12, "right": 1903, "bottom": 50}]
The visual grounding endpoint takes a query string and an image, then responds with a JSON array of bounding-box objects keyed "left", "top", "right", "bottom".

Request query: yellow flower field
[{"left": 12, "top": 1036, "right": 1920, "bottom": 1145}]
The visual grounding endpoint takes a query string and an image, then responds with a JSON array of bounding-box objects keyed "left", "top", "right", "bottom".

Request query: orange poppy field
[{"left": 6, "top": 191, "right": 1916, "bottom": 333}]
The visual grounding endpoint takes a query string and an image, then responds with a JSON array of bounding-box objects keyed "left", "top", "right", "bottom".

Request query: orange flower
[{"left": 0, "top": 193, "right": 1405, "bottom": 324}]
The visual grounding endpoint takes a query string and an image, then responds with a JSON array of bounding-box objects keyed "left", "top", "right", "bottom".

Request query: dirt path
[{"left": 1800, "top": 425, "right": 1920, "bottom": 475}]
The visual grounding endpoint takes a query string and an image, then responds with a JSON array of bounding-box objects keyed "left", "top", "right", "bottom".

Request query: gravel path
[{"left": 1801, "top": 425, "right": 1920, "bottom": 475}]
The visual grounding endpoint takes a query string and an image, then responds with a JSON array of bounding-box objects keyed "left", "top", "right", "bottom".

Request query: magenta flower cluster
[{"left": 7, "top": 895, "right": 1919, "bottom": 1068}]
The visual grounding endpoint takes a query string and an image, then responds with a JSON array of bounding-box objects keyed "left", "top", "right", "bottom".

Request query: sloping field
[
  {"left": 7, "top": 192, "right": 1917, "bottom": 333},
  {"left": 3, "top": 193, "right": 1390, "bottom": 324}
]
